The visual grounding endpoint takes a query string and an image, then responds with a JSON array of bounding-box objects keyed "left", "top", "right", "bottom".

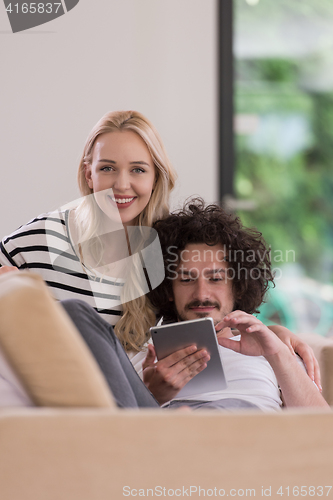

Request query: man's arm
[
  {"left": 215, "top": 319, "right": 321, "bottom": 389},
  {"left": 217, "top": 311, "right": 329, "bottom": 409}
]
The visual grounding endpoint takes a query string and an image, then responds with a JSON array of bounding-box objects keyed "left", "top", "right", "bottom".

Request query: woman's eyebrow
[
  {"left": 129, "top": 161, "right": 151, "bottom": 166},
  {"left": 98, "top": 159, "right": 116, "bottom": 164},
  {"left": 97, "top": 160, "right": 151, "bottom": 166}
]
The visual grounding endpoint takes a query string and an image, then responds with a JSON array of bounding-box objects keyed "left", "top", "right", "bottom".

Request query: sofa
[{"left": 0, "top": 272, "right": 333, "bottom": 500}]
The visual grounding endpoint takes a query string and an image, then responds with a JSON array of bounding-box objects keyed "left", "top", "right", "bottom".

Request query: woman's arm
[{"left": 268, "top": 324, "right": 322, "bottom": 391}]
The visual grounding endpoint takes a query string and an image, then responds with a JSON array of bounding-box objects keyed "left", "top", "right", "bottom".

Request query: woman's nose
[{"left": 113, "top": 171, "right": 131, "bottom": 191}]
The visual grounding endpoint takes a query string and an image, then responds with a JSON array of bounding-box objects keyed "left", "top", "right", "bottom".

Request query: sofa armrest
[{"left": 0, "top": 272, "right": 115, "bottom": 408}]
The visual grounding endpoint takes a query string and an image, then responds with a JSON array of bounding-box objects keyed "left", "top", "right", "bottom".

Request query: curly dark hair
[{"left": 149, "top": 198, "right": 274, "bottom": 323}]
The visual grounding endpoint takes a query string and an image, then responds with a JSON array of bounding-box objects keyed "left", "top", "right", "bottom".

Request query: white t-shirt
[{"left": 131, "top": 336, "right": 282, "bottom": 411}]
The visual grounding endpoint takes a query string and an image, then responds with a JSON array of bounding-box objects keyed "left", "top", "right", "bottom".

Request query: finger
[
  {"left": 216, "top": 328, "right": 233, "bottom": 340},
  {"left": 177, "top": 355, "right": 209, "bottom": 387},
  {"left": 153, "top": 351, "right": 209, "bottom": 393},
  {"left": 142, "top": 344, "right": 157, "bottom": 370},
  {"left": 218, "top": 337, "right": 241, "bottom": 353},
  {"left": 223, "top": 310, "right": 250, "bottom": 320},
  {"left": 296, "top": 345, "right": 314, "bottom": 378},
  {"left": 295, "top": 344, "right": 322, "bottom": 389},
  {"left": 215, "top": 320, "right": 227, "bottom": 332},
  {"left": 215, "top": 321, "right": 233, "bottom": 337},
  {"left": 223, "top": 311, "right": 267, "bottom": 332},
  {"left": 159, "top": 349, "right": 210, "bottom": 386},
  {"left": 223, "top": 311, "right": 258, "bottom": 327},
  {"left": 313, "top": 357, "right": 322, "bottom": 392},
  {"left": 153, "top": 348, "right": 205, "bottom": 379},
  {"left": 173, "top": 348, "right": 210, "bottom": 373},
  {"left": 246, "top": 322, "right": 270, "bottom": 334},
  {"left": 224, "top": 313, "right": 263, "bottom": 333},
  {"left": 148, "top": 344, "right": 156, "bottom": 358},
  {"left": 286, "top": 343, "right": 297, "bottom": 357},
  {"left": 159, "top": 344, "right": 198, "bottom": 368}
]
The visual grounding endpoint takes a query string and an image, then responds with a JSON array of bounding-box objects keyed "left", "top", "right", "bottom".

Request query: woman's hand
[
  {"left": 142, "top": 344, "right": 210, "bottom": 405},
  {"left": 0, "top": 266, "right": 18, "bottom": 275},
  {"left": 267, "top": 324, "right": 322, "bottom": 391}
]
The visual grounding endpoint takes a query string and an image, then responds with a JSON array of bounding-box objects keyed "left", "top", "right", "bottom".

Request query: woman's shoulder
[
  {"left": 2, "top": 210, "right": 68, "bottom": 243},
  {"left": 0, "top": 209, "right": 71, "bottom": 268}
]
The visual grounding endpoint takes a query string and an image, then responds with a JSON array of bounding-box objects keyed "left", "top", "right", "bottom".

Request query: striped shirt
[{"left": 0, "top": 210, "right": 124, "bottom": 325}]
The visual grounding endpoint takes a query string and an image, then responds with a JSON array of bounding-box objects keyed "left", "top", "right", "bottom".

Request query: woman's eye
[
  {"left": 100, "top": 166, "right": 113, "bottom": 172},
  {"left": 132, "top": 167, "right": 145, "bottom": 174}
]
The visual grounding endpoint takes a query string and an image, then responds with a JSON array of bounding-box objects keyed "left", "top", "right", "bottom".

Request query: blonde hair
[{"left": 75, "top": 110, "right": 176, "bottom": 351}]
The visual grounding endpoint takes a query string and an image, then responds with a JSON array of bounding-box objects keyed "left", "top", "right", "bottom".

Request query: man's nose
[
  {"left": 113, "top": 171, "right": 130, "bottom": 191},
  {"left": 192, "top": 277, "right": 210, "bottom": 301}
]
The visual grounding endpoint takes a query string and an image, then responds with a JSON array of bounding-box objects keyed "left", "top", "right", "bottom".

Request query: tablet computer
[{"left": 150, "top": 317, "right": 227, "bottom": 398}]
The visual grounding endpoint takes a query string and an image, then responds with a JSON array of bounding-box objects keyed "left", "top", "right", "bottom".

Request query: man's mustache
[{"left": 185, "top": 300, "right": 220, "bottom": 310}]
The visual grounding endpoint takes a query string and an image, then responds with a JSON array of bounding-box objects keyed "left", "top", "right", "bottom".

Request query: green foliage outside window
[
  {"left": 234, "top": 0, "right": 333, "bottom": 333},
  {"left": 235, "top": 62, "right": 333, "bottom": 283}
]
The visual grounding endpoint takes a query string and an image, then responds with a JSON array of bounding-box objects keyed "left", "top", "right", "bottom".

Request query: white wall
[{"left": 0, "top": 0, "right": 218, "bottom": 236}]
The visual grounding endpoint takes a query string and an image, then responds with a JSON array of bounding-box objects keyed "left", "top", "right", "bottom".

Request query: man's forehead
[{"left": 177, "top": 243, "right": 227, "bottom": 265}]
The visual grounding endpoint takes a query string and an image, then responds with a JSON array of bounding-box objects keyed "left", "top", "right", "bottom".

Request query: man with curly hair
[{"left": 139, "top": 198, "right": 328, "bottom": 410}]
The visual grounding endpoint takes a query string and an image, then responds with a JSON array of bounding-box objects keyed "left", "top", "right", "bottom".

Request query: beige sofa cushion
[{"left": 0, "top": 272, "right": 115, "bottom": 408}]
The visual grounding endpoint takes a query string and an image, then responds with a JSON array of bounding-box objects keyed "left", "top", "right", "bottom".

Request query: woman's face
[{"left": 85, "top": 130, "right": 156, "bottom": 226}]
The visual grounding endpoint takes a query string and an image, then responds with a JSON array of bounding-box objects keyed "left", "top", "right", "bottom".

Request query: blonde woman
[{"left": 0, "top": 110, "right": 176, "bottom": 353}]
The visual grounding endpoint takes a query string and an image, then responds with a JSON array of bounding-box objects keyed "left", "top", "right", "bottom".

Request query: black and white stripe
[{"left": 0, "top": 211, "right": 123, "bottom": 325}]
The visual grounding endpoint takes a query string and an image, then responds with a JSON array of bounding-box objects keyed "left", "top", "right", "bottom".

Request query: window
[{"left": 229, "top": 0, "right": 333, "bottom": 335}]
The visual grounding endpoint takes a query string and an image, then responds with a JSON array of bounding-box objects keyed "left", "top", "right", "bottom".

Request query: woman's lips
[{"left": 108, "top": 196, "right": 136, "bottom": 208}]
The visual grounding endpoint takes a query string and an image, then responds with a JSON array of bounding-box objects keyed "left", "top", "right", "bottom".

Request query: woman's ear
[{"left": 84, "top": 163, "right": 93, "bottom": 190}]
